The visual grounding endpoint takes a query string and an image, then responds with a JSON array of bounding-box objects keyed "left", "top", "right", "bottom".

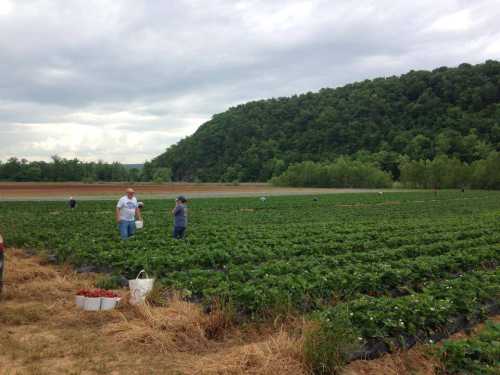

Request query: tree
[
  {"left": 17, "top": 165, "right": 42, "bottom": 181},
  {"left": 406, "top": 135, "right": 433, "bottom": 160},
  {"left": 153, "top": 167, "right": 172, "bottom": 183},
  {"left": 221, "top": 165, "right": 243, "bottom": 182},
  {"left": 271, "top": 159, "right": 392, "bottom": 188},
  {"left": 0, "top": 157, "right": 22, "bottom": 180},
  {"left": 128, "top": 168, "right": 141, "bottom": 182},
  {"left": 471, "top": 151, "right": 500, "bottom": 189},
  {"left": 0, "top": 156, "right": 142, "bottom": 182},
  {"left": 400, "top": 160, "right": 427, "bottom": 188}
]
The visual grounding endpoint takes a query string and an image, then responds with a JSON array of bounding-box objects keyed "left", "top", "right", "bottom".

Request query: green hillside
[{"left": 149, "top": 60, "right": 500, "bottom": 182}]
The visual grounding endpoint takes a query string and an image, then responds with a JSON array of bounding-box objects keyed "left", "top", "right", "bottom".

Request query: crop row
[
  {"left": 6, "top": 208, "right": 498, "bottom": 272},
  {"left": 319, "top": 269, "right": 499, "bottom": 357},
  {"left": 65, "top": 229, "right": 498, "bottom": 277},
  {"left": 155, "top": 243, "right": 499, "bottom": 313},
  {"left": 435, "top": 320, "right": 500, "bottom": 374}
]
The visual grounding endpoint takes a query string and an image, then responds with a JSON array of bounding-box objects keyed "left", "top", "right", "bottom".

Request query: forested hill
[{"left": 149, "top": 60, "right": 500, "bottom": 182}]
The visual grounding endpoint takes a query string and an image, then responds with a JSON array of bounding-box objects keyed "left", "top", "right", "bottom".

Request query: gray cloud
[{"left": 0, "top": 0, "right": 499, "bottom": 162}]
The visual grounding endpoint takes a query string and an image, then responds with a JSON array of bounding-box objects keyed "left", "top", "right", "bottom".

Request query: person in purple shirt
[{"left": 172, "top": 195, "right": 188, "bottom": 239}]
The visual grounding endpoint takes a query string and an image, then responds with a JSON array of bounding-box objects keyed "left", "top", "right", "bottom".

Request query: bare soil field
[
  {"left": 1, "top": 248, "right": 493, "bottom": 375},
  {"left": 0, "top": 182, "right": 405, "bottom": 200}
]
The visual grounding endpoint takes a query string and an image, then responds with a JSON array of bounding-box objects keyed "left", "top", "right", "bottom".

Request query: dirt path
[
  {"left": 1, "top": 248, "right": 494, "bottom": 375},
  {"left": 0, "top": 182, "right": 412, "bottom": 200}
]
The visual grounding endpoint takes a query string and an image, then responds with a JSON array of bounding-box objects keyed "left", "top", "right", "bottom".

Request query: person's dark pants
[
  {"left": 0, "top": 251, "right": 4, "bottom": 294},
  {"left": 173, "top": 226, "right": 186, "bottom": 239}
]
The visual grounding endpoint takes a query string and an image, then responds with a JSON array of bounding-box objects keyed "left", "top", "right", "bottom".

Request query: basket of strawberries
[
  {"left": 76, "top": 289, "right": 121, "bottom": 311},
  {"left": 100, "top": 290, "right": 121, "bottom": 310}
]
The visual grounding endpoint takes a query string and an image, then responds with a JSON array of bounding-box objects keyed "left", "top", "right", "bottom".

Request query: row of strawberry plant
[
  {"left": 434, "top": 320, "right": 500, "bottom": 374},
  {"left": 158, "top": 243, "right": 498, "bottom": 313},
  {"left": 5, "top": 199, "right": 497, "bottom": 276},
  {"left": 317, "top": 269, "right": 499, "bottom": 360}
]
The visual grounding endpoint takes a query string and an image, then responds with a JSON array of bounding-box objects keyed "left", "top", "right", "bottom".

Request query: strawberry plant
[
  {"left": 435, "top": 320, "right": 500, "bottom": 374},
  {"left": 0, "top": 191, "right": 499, "bottom": 328}
]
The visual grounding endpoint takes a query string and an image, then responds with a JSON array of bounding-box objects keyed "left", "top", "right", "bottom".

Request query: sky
[{"left": 1, "top": 0, "right": 499, "bottom": 163}]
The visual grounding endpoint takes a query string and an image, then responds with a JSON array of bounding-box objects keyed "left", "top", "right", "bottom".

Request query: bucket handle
[{"left": 135, "top": 269, "right": 149, "bottom": 280}]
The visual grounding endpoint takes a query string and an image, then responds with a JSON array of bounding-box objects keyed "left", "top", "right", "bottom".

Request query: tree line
[
  {"left": 2, "top": 152, "right": 499, "bottom": 189},
  {"left": 271, "top": 158, "right": 392, "bottom": 188},
  {"left": 149, "top": 60, "right": 500, "bottom": 182},
  {"left": 271, "top": 151, "right": 500, "bottom": 189},
  {"left": 0, "top": 156, "right": 171, "bottom": 182},
  {"left": 400, "top": 152, "right": 500, "bottom": 189}
]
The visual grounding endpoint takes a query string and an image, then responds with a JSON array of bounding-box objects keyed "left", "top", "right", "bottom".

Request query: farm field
[
  {"left": 7, "top": 249, "right": 496, "bottom": 375},
  {"left": 0, "top": 190, "right": 499, "bottom": 372},
  {"left": 0, "top": 182, "right": 404, "bottom": 200}
]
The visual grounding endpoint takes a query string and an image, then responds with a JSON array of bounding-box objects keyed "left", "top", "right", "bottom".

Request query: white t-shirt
[{"left": 116, "top": 196, "right": 138, "bottom": 221}]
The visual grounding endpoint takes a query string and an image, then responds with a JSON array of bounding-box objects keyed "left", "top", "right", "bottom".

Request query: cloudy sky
[{"left": 1, "top": 0, "right": 499, "bottom": 163}]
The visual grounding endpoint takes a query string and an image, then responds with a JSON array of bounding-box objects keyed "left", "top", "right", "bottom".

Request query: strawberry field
[{"left": 0, "top": 191, "right": 499, "bottom": 358}]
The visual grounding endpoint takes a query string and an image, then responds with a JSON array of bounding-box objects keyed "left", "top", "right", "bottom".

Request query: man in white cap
[{"left": 116, "top": 188, "right": 142, "bottom": 239}]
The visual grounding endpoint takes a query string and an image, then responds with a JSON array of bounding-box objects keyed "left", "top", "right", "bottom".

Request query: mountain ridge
[{"left": 148, "top": 60, "right": 500, "bottom": 182}]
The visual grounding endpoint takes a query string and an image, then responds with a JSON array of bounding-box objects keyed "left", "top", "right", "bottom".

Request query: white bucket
[
  {"left": 75, "top": 295, "right": 85, "bottom": 309},
  {"left": 128, "top": 270, "right": 154, "bottom": 305},
  {"left": 101, "top": 297, "right": 121, "bottom": 310},
  {"left": 83, "top": 297, "right": 101, "bottom": 311},
  {"left": 135, "top": 220, "right": 144, "bottom": 229}
]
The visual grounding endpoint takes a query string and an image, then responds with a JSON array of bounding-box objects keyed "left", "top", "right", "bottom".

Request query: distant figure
[
  {"left": 68, "top": 196, "right": 77, "bottom": 209},
  {"left": 313, "top": 197, "right": 319, "bottom": 202},
  {"left": 116, "top": 188, "right": 142, "bottom": 240},
  {"left": 0, "top": 233, "right": 4, "bottom": 294},
  {"left": 172, "top": 196, "right": 188, "bottom": 239},
  {"left": 461, "top": 188, "right": 465, "bottom": 193},
  {"left": 260, "top": 196, "right": 267, "bottom": 202}
]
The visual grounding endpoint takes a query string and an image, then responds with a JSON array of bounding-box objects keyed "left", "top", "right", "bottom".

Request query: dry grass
[
  {"left": 107, "top": 295, "right": 209, "bottom": 353},
  {"left": 0, "top": 302, "right": 51, "bottom": 325},
  {"left": 1, "top": 248, "right": 95, "bottom": 302},
  {"left": 203, "top": 298, "right": 236, "bottom": 340},
  {"left": 3, "top": 249, "right": 58, "bottom": 283},
  {"left": 180, "top": 329, "right": 306, "bottom": 375},
  {"left": 1, "top": 248, "right": 309, "bottom": 374},
  {"left": 343, "top": 346, "right": 439, "bottom": 375}
]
